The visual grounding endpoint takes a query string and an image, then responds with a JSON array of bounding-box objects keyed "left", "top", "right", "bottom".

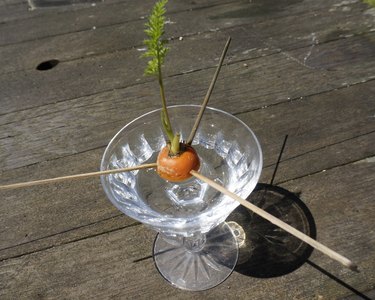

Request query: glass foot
[{"left": 153, "top": 223, "right": 238, "bottom": 291}]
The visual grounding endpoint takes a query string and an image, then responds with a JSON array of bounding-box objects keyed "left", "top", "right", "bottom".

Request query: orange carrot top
[{"left": 157, "top": 143, "right": 200, "bottom": 182}]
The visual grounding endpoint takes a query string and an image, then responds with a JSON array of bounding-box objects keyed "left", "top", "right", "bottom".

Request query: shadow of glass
[{"left": 227, "top": 183, "right": 316, "bottom": 278}]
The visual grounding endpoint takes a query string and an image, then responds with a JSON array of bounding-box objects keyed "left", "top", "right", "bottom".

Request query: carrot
[{"left": 157, "top": 143, "right": 200, "bottom": 182}]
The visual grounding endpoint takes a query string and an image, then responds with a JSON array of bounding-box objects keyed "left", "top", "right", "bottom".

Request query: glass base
[{"left": 153, "top": 223, "right": 238, "bottom": 291}]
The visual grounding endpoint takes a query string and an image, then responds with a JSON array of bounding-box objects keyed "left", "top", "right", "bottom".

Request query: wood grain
[
  {"left": 1, "top": 81, "right": 374, "bottom": 260},
  {"left": 1, "top": 161, "right": 374, "bottom": 299},
  {"left": 191, "top": 170, "right": 357, "bottom": 270},
  {"left": 0, "top": 0, "right": 337, "bottom": 46},
  {"left": 1, "top": 0, "right": 375, "bottom": 298},
  {"left": 0, "top": 0, "right": 371, "bottom": 75},
  {"left": 0, "top": 0, "right": 236, "bottom": 28},
  {"left": 0, "top": 163, "right": 157, "bottom": 190},
  {"left": 1, "top": 38, "right": 374, "bottom": 170}
]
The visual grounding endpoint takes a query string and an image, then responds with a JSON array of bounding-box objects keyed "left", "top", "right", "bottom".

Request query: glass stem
[
  {"left": 183, "top": 232, "right": 207, "bottom": 252},
  {"left": 159, "top": 232, "right": 207, "bottom": 253}
]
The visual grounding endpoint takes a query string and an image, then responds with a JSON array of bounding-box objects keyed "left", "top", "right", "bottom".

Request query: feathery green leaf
[{"left": 142, "top": 0, "right": 169, "bottom": 76}]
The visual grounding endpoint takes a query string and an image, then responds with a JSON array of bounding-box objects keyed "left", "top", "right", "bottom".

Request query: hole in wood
[{"left": 36, "top": 59, "right": 59, "bottom": 71}]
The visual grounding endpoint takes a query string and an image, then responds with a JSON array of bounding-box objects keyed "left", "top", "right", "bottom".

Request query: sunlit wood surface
[{"left": 1, "top": 0, "right": 375, "bottom": 299}]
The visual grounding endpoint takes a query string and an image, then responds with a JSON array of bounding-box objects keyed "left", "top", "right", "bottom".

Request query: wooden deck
[{"left": 1, "top": 0, "right": 375, "bottom": 298}]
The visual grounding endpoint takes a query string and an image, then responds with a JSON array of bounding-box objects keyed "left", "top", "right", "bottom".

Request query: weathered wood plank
[
  {"left": 0, "top": 0, "right": 237, "bottom": 74},
  {"left": 0, "top": 223, "right": 158, "bottom": 299},
  {"left": 0, "top": 148, "right": 126, "bottom": 251},
  {"left": 260, "top": 130, "right": 375, "bottom": 185},
  {"left": 1, "top": 80, "right": 374, "bottom": 260},
  {"left": 0, "top": 0, "right": 236, "bottom": 24},
  {"left": 342, "top": 289, "right": 375, "bottom": 299},
  {"left": 278, "top": 161, "right": 375, "bottom": 299},
  {"left": 1, "top": 0, "right": 374, "bottom": 298},
  {"left": 0, "top": 0, "right": 28, "bottom": 7},
  {"left": 1, "top": 0, "right": 372, "bottom": 74},
  {"left": 0, "top": 0, "right": 340, "bottom": 46},
  {"left": 2, "top": 29, "right": 371, "bottom": 256},
  {"left": 0, "top": 2, "right": 31, "bottom": 23},
  {"left": 0, "top": 0, "right": 247, "bottom": 46},
  {"left": 0, "top": 213, "right": 138, "bottom": 261},
  {"left": 1, "top": 16, "right": 374, "bottom": 119},
  {"left": 245, "top": 79, "right": 375, "bottom": 181},
  {"left": 1, "top": 132, "right": 374, "bottom": 262},
  {"left": 1, "top": 160, "right": 374, "bottom": 299},
  {"left": 1, "top": 34, "right": 374, "bottom": 169},
  {"left": 0, "top": 0, "right": 170, "bottom": 23}
]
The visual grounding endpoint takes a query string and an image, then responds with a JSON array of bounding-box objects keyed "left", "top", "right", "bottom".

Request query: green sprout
[
  {"left": 142, "top": 0, "right": 180, "bottom": 155},
  {"left": 363, "top": 0, "right": 375, "bottom": 7}
]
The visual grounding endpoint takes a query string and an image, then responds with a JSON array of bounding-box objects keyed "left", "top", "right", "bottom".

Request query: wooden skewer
[
  {"left": 190, "top": 170, "right": 358, "bottom": 272},
  {"left": 0, "top": 163, "right": 157, "bottom": 191},
  {"left": 1, "top": 160, "right": 358, "bottom": 271},
  {"left": 186, "top": 37, "right": 232, "bottom": 145}
]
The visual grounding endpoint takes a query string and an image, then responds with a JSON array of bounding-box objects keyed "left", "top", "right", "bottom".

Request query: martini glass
[{"left": 100, "top": 105, "right": 262, "bottom": 291}]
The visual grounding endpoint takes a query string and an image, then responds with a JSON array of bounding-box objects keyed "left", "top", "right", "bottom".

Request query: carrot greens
[{"left": 142, "top": 0, "right": 180, "bottom": 154}]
